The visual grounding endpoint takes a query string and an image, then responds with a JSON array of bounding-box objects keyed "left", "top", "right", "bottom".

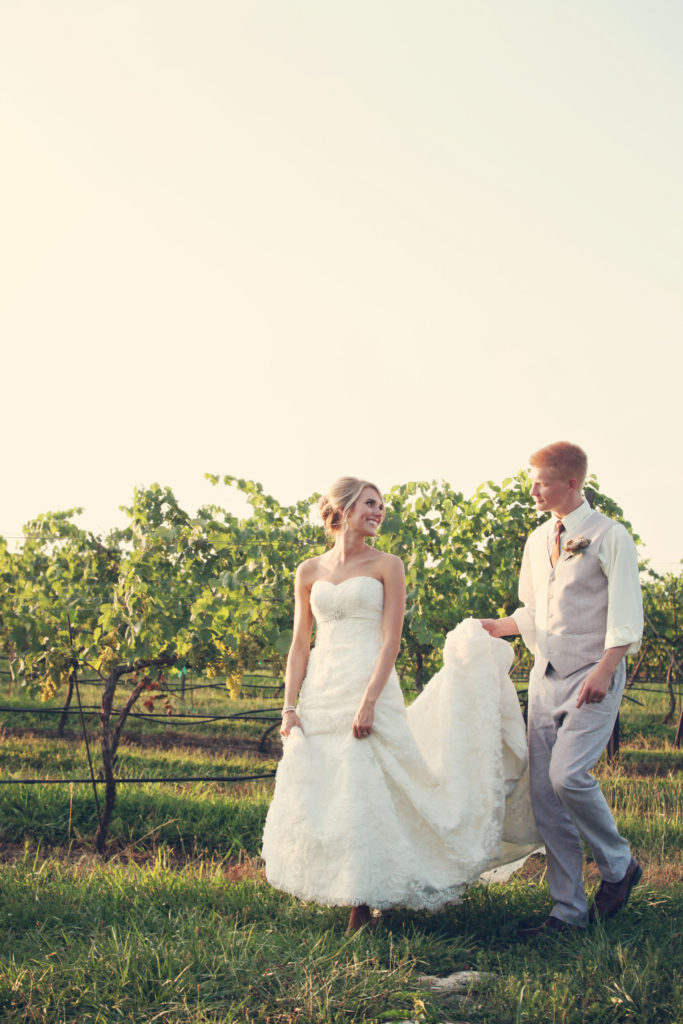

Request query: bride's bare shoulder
[
  {"left": 374, "top": 551, "right": 405, "bottom": 580},
  {"left": 296, "top": 555, "right": 326, "bottom": 586}
]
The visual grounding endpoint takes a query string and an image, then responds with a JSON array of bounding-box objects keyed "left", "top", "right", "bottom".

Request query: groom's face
[{"left": 530, "top": 466, "right": 578, "bottom": 517}]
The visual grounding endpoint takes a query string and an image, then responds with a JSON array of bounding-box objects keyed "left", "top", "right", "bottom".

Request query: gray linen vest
[{"left": 537, "top": 509, "right": 615, "bottom": 677}]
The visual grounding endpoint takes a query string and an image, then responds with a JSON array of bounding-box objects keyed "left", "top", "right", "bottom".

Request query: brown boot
[
  {"left": 346, "top": 904, "right": 372, "bottom": 933},
  {"left": 589, "top": 857, "right": 643, "bottom": 922}
]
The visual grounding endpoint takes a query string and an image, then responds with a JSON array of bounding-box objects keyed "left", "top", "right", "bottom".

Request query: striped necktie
[{"left": 550, "top": 519, "right": 564, "bottom": 567}]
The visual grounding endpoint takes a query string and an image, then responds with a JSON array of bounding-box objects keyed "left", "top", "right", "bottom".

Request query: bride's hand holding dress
[
  {"left": 350, "top": 554, "right": 405, "bottom": 741},
  {"left": 278, "top": 561, "right": 314, "bottom": 741},
  {"left": 281, "top": 708, "right": 304, "bottom": 738}
]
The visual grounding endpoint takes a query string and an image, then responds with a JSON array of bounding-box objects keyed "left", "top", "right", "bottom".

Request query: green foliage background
[{"left": 0, "top": 470, "right": 679, "bottom": 697}]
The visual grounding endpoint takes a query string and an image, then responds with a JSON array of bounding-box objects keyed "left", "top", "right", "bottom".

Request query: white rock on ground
[{"left": 418, "top": 969, "right": 499, "bottom": 994}]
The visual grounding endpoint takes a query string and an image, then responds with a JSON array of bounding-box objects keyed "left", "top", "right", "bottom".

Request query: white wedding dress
[{"left": 261, "top": 575, "right": 539, "bottom": 911}]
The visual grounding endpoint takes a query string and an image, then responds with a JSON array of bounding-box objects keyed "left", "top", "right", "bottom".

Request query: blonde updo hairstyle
[{"left": 319, "top": 477, "right": 382, "bottom": 537}]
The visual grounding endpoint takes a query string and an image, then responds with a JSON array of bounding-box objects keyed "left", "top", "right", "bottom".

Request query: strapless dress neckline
[{"left": 311, "top": 575, "right": 383, "bottom": 590}]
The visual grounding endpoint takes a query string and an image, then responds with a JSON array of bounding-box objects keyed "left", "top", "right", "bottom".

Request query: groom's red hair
[{"left": 530, "top": 441, "right": 587, "bottom": 488}]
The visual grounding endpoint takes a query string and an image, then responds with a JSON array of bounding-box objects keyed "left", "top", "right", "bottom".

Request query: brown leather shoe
[
  {"left": 589, "top": 857, "right": 643, "bottom": 922},
  {"left": 517, "top": 916, "right": 579, "bottom": 939}
]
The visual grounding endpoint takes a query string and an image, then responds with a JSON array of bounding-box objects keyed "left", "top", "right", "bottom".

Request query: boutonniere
[{"left": 564, "top": 536, "right": 591, "bottom": 558}]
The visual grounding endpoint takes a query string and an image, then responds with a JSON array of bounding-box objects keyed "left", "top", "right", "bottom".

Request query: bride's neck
[{"left": 330, "top": 531, "right": 368, "bottom": 563}]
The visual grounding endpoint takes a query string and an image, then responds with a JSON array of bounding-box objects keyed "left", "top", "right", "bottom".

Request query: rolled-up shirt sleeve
[
  {"left": 511, "top": 539, "right": 537, "bottom": 652},
  {"left": 600, "top": 523, "right": 643, "bottom": 654}
]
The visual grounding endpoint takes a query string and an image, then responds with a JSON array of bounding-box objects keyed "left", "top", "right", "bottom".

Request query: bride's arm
[
  {"left": 281, "top": 564, "right": 314, "bottom": 738},
  {"left": 352, "top": 556, "right": 406, "bottom": 739}
]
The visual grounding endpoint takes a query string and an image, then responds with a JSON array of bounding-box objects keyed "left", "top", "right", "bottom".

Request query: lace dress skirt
[{"left": 261, "top": 576, "right": 538, "bottom": 911}]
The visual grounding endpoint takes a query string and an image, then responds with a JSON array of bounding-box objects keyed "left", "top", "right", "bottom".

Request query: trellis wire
[
  {"left": 0, "top": 772, "right": 276, "bottom": 785},
  {"left": 0, "top": 705, "right": 279, "bottom": 723}
]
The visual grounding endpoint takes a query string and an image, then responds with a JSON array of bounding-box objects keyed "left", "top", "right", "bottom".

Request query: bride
[{"left": 261, "top": 477, "right": 538, "bottom": 932}]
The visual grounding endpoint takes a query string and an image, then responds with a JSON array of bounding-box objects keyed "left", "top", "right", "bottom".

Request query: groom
[{"left": 481, "top": 442, "right": 643, "bottom": 934}]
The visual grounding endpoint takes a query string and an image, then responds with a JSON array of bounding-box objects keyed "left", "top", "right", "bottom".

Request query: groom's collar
[{"left": 551, "top": 499, "right": 592, "bottom": 535}]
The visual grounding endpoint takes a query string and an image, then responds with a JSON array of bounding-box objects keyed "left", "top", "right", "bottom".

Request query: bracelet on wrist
[{"left": 282, "top": 705, "right": 297, "bottom": 717}]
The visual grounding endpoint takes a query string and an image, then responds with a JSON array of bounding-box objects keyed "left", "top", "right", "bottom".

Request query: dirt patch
[
  {"left": 0, "top": 840, "right": 267, "bottom": 880},
  {"left": 510, "top": 853, "right": 548, "bottom": 884},
  {"left": 509, "top": 850, "right": 682, "bottom": 893},
  {"left": 641, "top": 854, "right": 683, "bottom": 890},
  {"left": 1, "top": 724, "right": 281, "bottom": 760},
  {"left": 121, "top": 728, "right": 279, "bottom": 759},
  {"left": 2, "top": 842, "right": 679, "bottom": 893}
]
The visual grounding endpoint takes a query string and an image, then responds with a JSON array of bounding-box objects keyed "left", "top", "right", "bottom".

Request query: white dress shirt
[{"left": 512, "top": 500, "right": 643, "bottom": 657}]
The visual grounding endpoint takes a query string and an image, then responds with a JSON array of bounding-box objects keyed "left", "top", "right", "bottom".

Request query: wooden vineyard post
[
  {"left": 94, "top": 655, "right": 176, "bottom": 854},
  {"left": 57, "top": 672, "right": 75, "bottom": 738},
  {"left": 57, "top": 613, "right": 79, "bottom": 737},
  {"left": 607, "top": 712, "right": 620, "bottom": 762}
]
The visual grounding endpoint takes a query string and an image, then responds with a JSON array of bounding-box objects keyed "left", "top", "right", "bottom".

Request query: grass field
[{"left": 0, "top": 675, "right": 681, "bottom": 1023}]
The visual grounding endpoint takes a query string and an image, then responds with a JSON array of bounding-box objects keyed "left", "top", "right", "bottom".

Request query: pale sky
[{"left": 2, "top": 1, "right": 681, "bottom": 570}]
